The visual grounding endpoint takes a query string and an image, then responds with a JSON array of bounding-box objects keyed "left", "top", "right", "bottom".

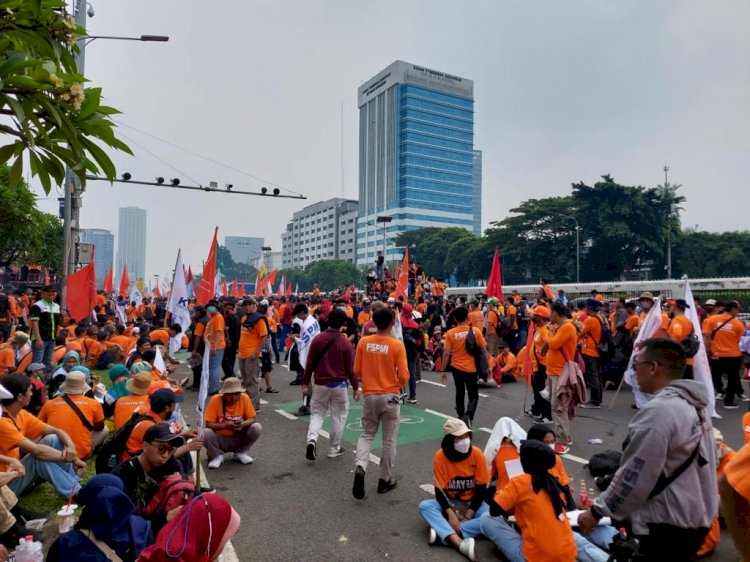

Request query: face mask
[
  {"left": 549, "top": 443, "right": 556, "bottom": 451},
  {"left": 455, "top": 437, "right": 471, "bottom": 454},
  {"left": 207, "top": 306, "right": 217, "bottom": 314},
  {"left": 337, "top": 306, "right": 346, "bottom": 311}
]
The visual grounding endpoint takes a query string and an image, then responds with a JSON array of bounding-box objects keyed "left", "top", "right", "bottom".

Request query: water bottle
[
  {"left": 578, "top": 479, "right": 588, "bottom": 507},
  {"left": 15, "top": 535, "right": 44, "bottom": 562}
]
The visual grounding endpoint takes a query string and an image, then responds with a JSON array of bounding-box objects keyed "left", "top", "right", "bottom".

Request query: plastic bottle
[
  {"left": 578, "top": 479, "right": 588, "bottom": 507},
  {"left": 588, "top": 487, "right": 596, "bottom": 507},
  {"left": 15, "top": 535, "right": 44, "bottom": 562}
]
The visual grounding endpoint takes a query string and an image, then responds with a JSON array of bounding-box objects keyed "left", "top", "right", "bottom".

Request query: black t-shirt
[{"left": 29, "top": 299, "right": 62, "bottom": 341}]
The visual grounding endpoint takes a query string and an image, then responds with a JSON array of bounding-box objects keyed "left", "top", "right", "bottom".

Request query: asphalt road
[{"left": 177, "top": 361, "right": 746, "bottom": 562}]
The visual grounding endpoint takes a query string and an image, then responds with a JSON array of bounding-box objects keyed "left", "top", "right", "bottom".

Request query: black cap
[
  {"left": 150, "top": 388, "right": 184, "bottom": 411},
  {"left": 144, "top": 423, "right": 185, "bottom": 445},
  {"left": 673, "top": 299, "right": 691, "bottom": 309},
  {"left": 42, "top": 284, "right": 57, "bottom": 292}
]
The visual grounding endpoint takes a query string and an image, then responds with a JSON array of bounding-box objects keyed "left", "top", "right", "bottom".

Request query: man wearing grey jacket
[{"left": 578, "top": 337, "right": 717, "bottom": 561}]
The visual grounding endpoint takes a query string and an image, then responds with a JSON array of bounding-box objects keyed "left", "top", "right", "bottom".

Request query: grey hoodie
[{"left": 593, "top": 379, "right": 717, "bottom": 534}]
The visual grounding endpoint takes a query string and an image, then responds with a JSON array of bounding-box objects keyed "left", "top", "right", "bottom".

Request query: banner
[
  {"left": 129, "top": 286, "right": 143, "bottom": 307},
  {"left": 395, "top": 248, "right": 409, "bottom": 299}
]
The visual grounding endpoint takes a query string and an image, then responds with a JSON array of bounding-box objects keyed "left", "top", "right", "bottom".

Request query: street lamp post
[
  {"left": 562, "top": 216, "right": 580, "bottom": 284},
  {"left": 61, "top": 0, "right": 168, "bottom": 305},
  {"left": 376, "top": 215, "right": 392, "bottom": 267}
]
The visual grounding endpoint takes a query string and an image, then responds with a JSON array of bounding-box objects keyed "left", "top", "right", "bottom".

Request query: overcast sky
[{"left": 34, "top": 1, "right": 750, "bottom": 280}]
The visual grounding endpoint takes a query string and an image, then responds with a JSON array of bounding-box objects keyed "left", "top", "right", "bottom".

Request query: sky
[{"left": 33, "top": 1, "right": 750, "bottom": 281}]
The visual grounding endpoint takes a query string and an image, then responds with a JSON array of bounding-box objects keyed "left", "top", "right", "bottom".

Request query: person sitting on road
[
  {"left": 0, "top": 374, "right": 85, "bottom": 498},
  {"left": 482, "top": 417, "right": 526, "bottom": 494},
  {"left": 418, "top": 418, "right": 489, "bottom": 561},
  {"left": 202, "top": 377, "right": 262, "bottom": 469},
  {"left": 38, "top": 371, "right": 107, "bottom": 459}
]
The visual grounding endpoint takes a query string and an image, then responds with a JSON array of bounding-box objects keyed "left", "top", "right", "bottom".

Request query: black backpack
[
  {"left": 95, "top": 412, "right": 151, "bottom": 474},
  {"left": 465, "top": 326, "right": 480, "bottom": 356},
  {"left": 594, "top": 316, "right": 615, "bottom": 358}
]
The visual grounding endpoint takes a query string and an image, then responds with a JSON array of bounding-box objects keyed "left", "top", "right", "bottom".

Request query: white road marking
[
  {"left": 419, "top": 379, "right": 446, "bottom": 388},
  {"left": 424, "top": 408, "right": 453, "bottom": 420},
  {"left": 419, "top": 484, "right": 435, "bottom": 495},
  {"left": 260, "top": 399, "right": 269, "bottom": 405},
  {"left": 478, "top": 393, "right": 489, "bottom": 398},
  {"left": 191, "top": 452, "right": 239, "bottom": 562},
  {"left": 478, "top": 427, "right": 492, "bottom": 434},
  {"left": 562, "top": 453, "right": 588, "bottom": 465},
  {"left": 275, "top": 409, "right": 298, "bottom": 420}
]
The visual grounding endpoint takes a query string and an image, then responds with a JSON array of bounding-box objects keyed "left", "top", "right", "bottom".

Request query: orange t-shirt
[
  {"left": 238, "top": 315, "right": 268, "bottom": 359},
  {"left": 205, "top": 393, "right": 256, "bottom": 437},
  {"left": 14, "top": 350, "right": 32, "bottom": 375},
  {"left": 491, "top": 442, "right": 520, "bottom": 492},
  {"left": 149, "top": 329, "right": 170, "bottom": 346},
  {"left": 496, "top": 474, "right": 577, "bottom": 562},
  {"left": 357, "top": 311, "right": 372, "bottom": 327},
  {"left": 114, "top": 394, "right": 150, "bottom": 430},
  {"left": 702, "top": 314, "right": 744, "bottom": 357},
  {"left": 354, "top": 334, "right": 409, "bottom": 395},
  {"left": 498, "top": 352, "right": 517, "bottom": 375},
  {"left": 624, "top": 314, "right": 641, "bottom": 334},
  {"left": 667, "top": 315, "right": 695, "bottom": 365},
  {"left": 205, "top": 314, "right": 226, "bottom": 351},
  {"left": 39, "top": 395, "right": 104, "bottom": 458},
  {"left": 581, "top": 316, "right": 603, "bottom": 358},
  {"left": 531, "top": 324, "right": 550, "bottom": 369},
  {"left": 550, "top": 455, "right": 570, "bottom": 487},
  {"left": 433, "top": 446, "right": 490, "bottom": 502},
  {"left": 725, "top": 442, "right": 750, "bottom": 501},
  {"left": 0, "top": 346, "right": 15, "bottom": 372},
  {"left": 546, "top": 321, "right": 578, "bottom": 376},
  {"left": 467, "top": 311, "right": 484, "bottom": 331},
  {"left": 486, "top": 310, "right": 501, "bottom": 334},
  {"left": 699, "top": 445, "right": 736, "bottom": 556},
  {"left": 743, "top": 411, "right": 750, "bottom": 445},
  {"left": 109, "top": 335, "right": 131, "bottom": 351},
  {"left": 0, "top": 409, "right": 46, "bottom": 470},
  {"left": 444, "top": 326, "right": 486, "bottom": 373},
  {"left": 125, "top": 410, "right": 161, "bottom": 458},
  {"left": 505, "top": 305, "right": 518, "bottom": 330}
]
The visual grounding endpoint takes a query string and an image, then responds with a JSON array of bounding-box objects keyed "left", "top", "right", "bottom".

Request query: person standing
[
  {"left": 29, "top": 285, "right": 61, "bottom": 371},
  {"left": 667, "top": 299, "right": 696, "bottom": 379},
  {"left": 352, "top": 307, "right": 409, "bottom": 500},
  {"left": 484, "top": 298, "right": 501, "bottom": 356},
  {"left": 204, "top": 300, "right": 226, "bottom": 395},
  {"left": 237, "top": 300, "right": 268, "bottom": 410},
  {"left": 221, "top": 301, "right": 241, "bottom": 380},
  {"left": 524, "top": 305, "right": 552, "bottom": 422},
  {"left": 580, "top": 299, "right": 605, "bottom": 409},
  {"left": 303, "top": 309, "right": 356, "bottom": 461},
  {"left": 188, "top": 305, "right": 209, "bottom": 391},
  {"left": 440, "top": 307, "right": 488, "bottom": 428},
  {"left": 702, "top": 300, "right": 747, "bottom": 409},
  {"left": 292, "top": 303, "right": 321, "bottom": 414},
  {"left": 541, "top": 302, "right": 578, "bottom": 454},
  {"left": 376, "top": 251, "right": 385, "bottom": 281},
  {"left": 578, "top": 338, "right": 717, "bottom": 561}
]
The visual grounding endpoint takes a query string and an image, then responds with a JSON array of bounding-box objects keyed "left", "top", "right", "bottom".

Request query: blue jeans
[
  {"left": 9, "top": 435, "right": 81, "bottom": 498},
  {"left": 32, "top": 340, "right": 56, "bottom": 372},
  {"left": 480, "top": 512, "right": 612, "bottom": 562},
  {"left": 270, "top": 333, "right": 280, "bottom": 363},
  {"left": 208, "top": 349, "right": 224, "bottom": 394},
  {"left": 418, "top": 499, "right": 488, "bottom": 544}
]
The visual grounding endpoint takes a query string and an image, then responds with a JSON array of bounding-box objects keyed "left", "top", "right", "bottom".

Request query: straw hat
[
  {"left": 60, "top": 372, "right": 90, "bottom": 395},
  {"left": 126, "top": 371, "right": 153, "bottom": 396},
  {"left": 220, "top": 377, "right": 246, "bottom": 394}
]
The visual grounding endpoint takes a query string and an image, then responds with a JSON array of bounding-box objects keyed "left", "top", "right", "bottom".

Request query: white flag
[
  {"left": 684, "top": 280, "right": 718, "bottom": 418},
  {"left": 129, "top": 286, "right": 143, "bottom": 307},
  {"left": 161, "top": 275, "right": 171, "bottom": 297},
  {"left": 153, "top": 344, "right": 168, "bottom": 375},
  {"left": 167, "top": 250, "right": 192, "bottom": 337},
  {"left": 624, "top": 298, "right": 665, "bottom": 408}
]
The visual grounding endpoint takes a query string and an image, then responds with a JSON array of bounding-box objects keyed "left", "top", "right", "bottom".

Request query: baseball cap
[
  {"left": 26, "top": 362, "right": 46, "bottom": 373},
  {"left": 704, "top": 299, "right": 717, "bottom": 306},
  {"left": 149, "top": 388, "right": 184, "bottom": 411},
  {"left": 531, "top": 305, "right": 550, "bottom": 319},
  {"left": 487, "top": 297, "right": 498, "bottom": 306},
  {"left": 443, "top": 418, "right": 471, "bottom": 437},
  {"left": 144, "top": 423, "right": 185, "bottom": 446},
  {"left": 585, "top": 299, "right": 602, "bottom": 310},
  {"left": 673, "top": 299, "right": 690, "bottom": 309}
]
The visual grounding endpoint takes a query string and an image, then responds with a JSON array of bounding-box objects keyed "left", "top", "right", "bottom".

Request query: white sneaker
[
  {"left": 235, "top": 453, "right": 254, "bottom": 465},
  {"left": 427, "top": 528, "right": 437, "bottom": 545},
  {"left": 208, "top": 456, "right": 223, "bottom": 469},
  {"left": 459, "top": 538, "right": 476, "bottom": 561}
]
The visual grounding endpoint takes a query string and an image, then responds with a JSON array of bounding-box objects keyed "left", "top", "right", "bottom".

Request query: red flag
[
  {"left": 186, "top": 266, "right": 193, "bottom": 285},
  {"left": 521, "top": 320, "right": 535, "bottom": 385},
  {"left": 221, "top": 280, "right": 228, "bottom": 298},
  {"left": 285, "top": 279, "right": 292, "bottom": 296},
  {"left": 118, "top": 264, "right": 130, "bottom": 298},
  {"left": 486, "top": 249, "right": 504, "bottom": 302},
  {"left": 276, "top": 279, "right": 283, "bottom": 298},
  {"left": 102, "top": 266, "right": 113, "bottom": 294},
  {"left": 395, "top": 248, "right": 409, "bottom": 299},
  {"left": 195, "top": 228, "right": 218, "bottom": 305},
  {"left": 253, "top": 272, "right": 261, "bottom": 297},
  {"left": 153, "top": 285, "right": 161, "bottom": 298},
  {"left": 265, "top": 269, "right": 278, "bottom": 288},
  {"left": 66, "top": 250, "right": 97, "bottom": 322}
]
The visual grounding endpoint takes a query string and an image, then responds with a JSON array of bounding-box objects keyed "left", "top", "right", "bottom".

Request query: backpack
[
  {"left": 95, "top": 412, "right": 152, "bottom": 474},
  {"left": 141, "top": 473, "right": 196, "bottom": 516},
  {"left": 587, "top": 449, "right": 622, "bottom": 478},
  {"left": 465, "top": 326, "right": 480, "bottom": 356},
  {"left": 594, "top": 317, "right": 615, "bottom": 358},
  {"left": 677, "top": 323, "right": 700, "bottom": 358}
]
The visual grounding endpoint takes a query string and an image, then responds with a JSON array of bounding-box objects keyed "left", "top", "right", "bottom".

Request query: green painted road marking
[{"left": 274, "top": 401, "right": 445, "bottom": 448}]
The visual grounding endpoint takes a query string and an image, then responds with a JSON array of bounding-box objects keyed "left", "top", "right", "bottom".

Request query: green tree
[
  {"left": 0, "top": 0, "right": 131, "bottom": 192},
  {"left": 672, "top": 229, "right": 750, "bottom": 278},
  {"left": 217, "top": 245, "right": 257, "bottom": 283},
  {"left": 0, "top": 163, "right": 62, "bottom": 267},
  {"left": 304, "top": 260, "right": 361, "bottom": 292},
  {"left": 396, "top": 227, "right": 477, "bottom": 280}
]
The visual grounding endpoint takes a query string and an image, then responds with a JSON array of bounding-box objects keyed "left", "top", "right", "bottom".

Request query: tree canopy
[
  {"left": 0, "top": 0, "right": 131, "bottom": 192},
  {"left": 279, "top": 259, "right": 362, "bottom": 293}
]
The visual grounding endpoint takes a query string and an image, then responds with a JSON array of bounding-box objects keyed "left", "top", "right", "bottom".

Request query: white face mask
[
  {"left": 455, "top": 437, "right": 471, "bottom": 454},
  {"left": 549, "top": 443, "right": 556, "bottom": 451}
]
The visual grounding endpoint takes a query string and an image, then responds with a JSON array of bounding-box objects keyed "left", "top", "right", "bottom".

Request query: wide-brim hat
[
  {"left": 60, "top": 372, "right": 90, "bottom": 395},
  {"left": 11, "top": 332, "right": 29, "bottom": 346},
  {"left": 638, "top": 292, "right": 654, "bottom": 301},
  {"left": 126, "top": 371, "right": 153, "bottom": 396},
  {"left": 220, "top": 377, "right": 246, "bottom": 394}
]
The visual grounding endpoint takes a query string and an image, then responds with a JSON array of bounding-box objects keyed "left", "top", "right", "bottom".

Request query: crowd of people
[{"left": 1, "top": 275, "right": 750, "bottom": 560}]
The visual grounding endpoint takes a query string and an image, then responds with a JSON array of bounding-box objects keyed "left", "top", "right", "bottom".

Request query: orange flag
[
  {"left": 66, "top": 249, "right": 97, "bottom": 322},
  {"left": 118, "top": 264, "right": 130, "bottom": 298},
  {"left": 195, "top": 228, "right": 218, "bottom": 305},
  {"left": 395, "top": 248, "right": 409, "bottom": 299},
  {"left": 102, "top": 266, "right": 113, "bottom": 294}
]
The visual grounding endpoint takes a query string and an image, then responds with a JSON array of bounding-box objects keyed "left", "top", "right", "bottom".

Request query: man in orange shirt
[
  {"left": 485, "top": 298, "right": 502, "bottom": 356},
  {"left": 541, "top": 302, "right": 578, "bottom": 454},
  {"left": 703, "top": 300, "right": 747, "bottom": 409},
  {"left": 38, "top": 372, "right": 107, "bottom": 459},
  {"left": 467, "top": 300, "right": 483, "bottom": 332},
  {"left": 440, "top": 307, "right": 488, "bottom": 428},
  {"left": 667, "top": 299, "right": 696, "bottom": 379},
  {"left": 203, "top": 377, "right": 262, "bottom": 469},
  {"left": 580, "top": 299, "right": 605, "bottom": 409},
  {"left": 237, "top": 300, "right": 268, "bottom": 410},
  {"left": 0, "top": 333, "right": 27, "bottom": 377},
  {"left": 204, "top": 301, "right": 226, "bottom": 395},
  {"left": 526, "top": 305, "right": 552, "bottom": 422},
  {"left": 352, "top": 307, "right": 409, "bottom": 500}
]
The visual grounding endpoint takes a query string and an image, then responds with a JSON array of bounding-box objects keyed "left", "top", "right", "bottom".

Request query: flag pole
[{"left": 164, "top": 249, "right": 182, "bottom": 327}]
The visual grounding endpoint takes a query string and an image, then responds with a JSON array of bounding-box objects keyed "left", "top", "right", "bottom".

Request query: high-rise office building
[
  {"left": 281, "top": 198, "right": 358, "bottom": 269},
  {"left": 472, "top": 150, "right": 482, "bottom": 236},
  {"left": 224, "top": 236, "right": 264, "bottom": 266},
  {"left": 356, "top": 61, "right": 476, "bottom": 266},
  {"left": 80, "top": 228, "right": 114, "bottom": 286},
  {"left": 116, "top": 207, "right": 147, "bottom": 282}
]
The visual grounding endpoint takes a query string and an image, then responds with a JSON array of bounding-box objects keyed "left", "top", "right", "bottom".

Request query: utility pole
[
  {"left": 664, "top": 164, "right": 672, "bottom": 278},
  {"left": 341, "top": 101, "right": 345, "bottom": 198}
]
